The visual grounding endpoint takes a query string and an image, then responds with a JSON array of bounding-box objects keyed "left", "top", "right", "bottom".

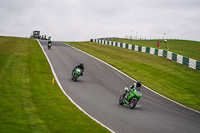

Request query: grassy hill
[
  {"left": 66, "top": 41, "right": 200, "bottom": 111},
  {"left": 0, "top": 36, "right": 109, "bottom": 132},
  {"left": 109, "top": 39, "right": 200, "bottom": 61},
  {"left": 1, "top": 36, "right": 199, "bottom": 132}
]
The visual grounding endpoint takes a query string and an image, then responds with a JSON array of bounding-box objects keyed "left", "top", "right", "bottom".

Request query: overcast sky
[{"left": 0, "top": 0, "right": 200, "bottom": 41}]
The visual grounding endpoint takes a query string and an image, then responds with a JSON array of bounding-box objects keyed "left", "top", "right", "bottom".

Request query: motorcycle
[
  {"left": 48, "top": 43, "right": 52, "bottom": 49},
  {"left": 71, "top": 68, "right": 82, "bottom": 82},
  {"left": 119, "top": 87, "right": 142, "bottom": 109}
]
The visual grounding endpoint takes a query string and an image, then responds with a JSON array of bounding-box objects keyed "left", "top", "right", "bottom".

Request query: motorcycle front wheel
[
  {"left": 73, "top": 75, "right": 78, "bottom": 82},
  {"left": 129, "top": 99, "right": 137, "bottom": 109}
]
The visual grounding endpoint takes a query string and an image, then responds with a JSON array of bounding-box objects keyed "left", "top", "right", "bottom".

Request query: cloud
[{"left": 0, "top": 0, "right": 200, "bottom": 41}]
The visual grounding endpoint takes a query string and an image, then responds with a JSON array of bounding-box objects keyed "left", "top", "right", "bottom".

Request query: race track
[{"left": 39, "top": 40, "right": 200, "bottom": 133}]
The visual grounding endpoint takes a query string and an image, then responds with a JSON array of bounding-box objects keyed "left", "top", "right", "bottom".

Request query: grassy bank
[
  {"left": 110, "top": 39, "right": 200, "bottom": 61},
  {"left": 66, "top": 41, "right": 200, "bottom": 111},
  {"left": 0, "top": 37, "right": 109, "bottom": 132}
]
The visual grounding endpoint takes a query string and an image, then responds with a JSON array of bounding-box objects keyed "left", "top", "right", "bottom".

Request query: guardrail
[{"left": 92, "top": 39, "right": 200, "bottom": 71}]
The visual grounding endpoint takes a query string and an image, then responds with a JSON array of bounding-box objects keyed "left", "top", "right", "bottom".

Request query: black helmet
[
  {"left": 136, "top": 81, "right": 142, "bottom": 87},
  {"left": 80, "top": 63, "right": 84, "bottom": 67}
]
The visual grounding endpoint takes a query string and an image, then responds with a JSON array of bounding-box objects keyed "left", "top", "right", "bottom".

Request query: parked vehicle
[{"left": 30, "top": 31, "right": 40, "bottom": 39}]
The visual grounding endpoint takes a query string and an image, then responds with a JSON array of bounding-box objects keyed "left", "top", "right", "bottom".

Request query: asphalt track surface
[{"left": 39, "top": 40, "right": 200, "bottom": 133}]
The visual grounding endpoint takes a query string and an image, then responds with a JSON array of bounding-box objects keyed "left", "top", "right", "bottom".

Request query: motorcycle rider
[
  {"left": 72, "top": 63, "right": 84, "bottom": 76},
  {"left": 124, "top": 81, "right": 142, "bottom": 100},
  {"left": 129, "top": 81, "right": 142, "bottom": 92},
  {"left": 47, "top": 40, "right": 52, "bottom": 47}
]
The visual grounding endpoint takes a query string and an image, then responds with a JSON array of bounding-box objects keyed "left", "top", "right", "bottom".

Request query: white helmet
[{"left": 124, "top": 87, "right": 129, "bottom": 93}]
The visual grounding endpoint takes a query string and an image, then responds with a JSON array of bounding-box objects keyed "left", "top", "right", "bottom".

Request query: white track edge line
[
  {"left": 37, "top": 40, "right": 115, "bottom": 133},
  {"left": 65, "top": 43, "right": 200, "bottom": 114}
]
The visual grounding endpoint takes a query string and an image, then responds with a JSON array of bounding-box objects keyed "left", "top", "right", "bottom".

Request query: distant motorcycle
[
  {"left": 71, "top": 68, "right": 82, "bottom": 82},
  {"left": 119, "top": 87, "right": 142, "bottom": 109},
  {"left": 48, "top": 43, "right": 52, "bottom": 50}
]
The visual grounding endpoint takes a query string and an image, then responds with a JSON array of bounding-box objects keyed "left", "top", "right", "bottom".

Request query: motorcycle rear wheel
[{"left": 119, "top": 95, "right": 124, "bottom": 105}]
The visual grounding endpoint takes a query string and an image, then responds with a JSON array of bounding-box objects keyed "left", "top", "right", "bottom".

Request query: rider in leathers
[
  {"left": 129, "top": 81, "right": 142, "bottom": 92},
  {"left": 124, "top": 81, "right": 142, "bottom": 100},
  {"left": 72, "top": 63, "right": 84, "bottom": 76},
  {"left": 47, "top": 40, "right": 52, "bottom": 47}
]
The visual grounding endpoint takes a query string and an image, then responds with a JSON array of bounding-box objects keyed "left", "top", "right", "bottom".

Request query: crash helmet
[
  {"left": 80, "top": 63, "right": 84, "bottom": 67},
  {"left": 124, "top": 87, "right": 129, "bottom": 93},
  {"left": 136, "top": 81, "right": 142, "bottom": 87}
]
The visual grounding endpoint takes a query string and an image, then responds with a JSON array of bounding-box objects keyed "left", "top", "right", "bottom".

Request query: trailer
[{"left": 30, "top": 31, "right": 40, "bottom": 39}]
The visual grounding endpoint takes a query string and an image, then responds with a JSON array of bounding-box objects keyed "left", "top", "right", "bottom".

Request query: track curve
[{"left": 39, "top": 40, "right": 200, "bottom": 133}]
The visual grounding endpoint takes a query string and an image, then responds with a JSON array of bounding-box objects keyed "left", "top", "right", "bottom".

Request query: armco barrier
[{"left": 93, "top": 39, "right": 199, "bottom": 71}]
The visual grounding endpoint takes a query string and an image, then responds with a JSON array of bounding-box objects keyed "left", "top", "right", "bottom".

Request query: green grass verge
[
  {"left": 110, "top": 39, "right": 200, "bottom": 61},
  {"left": 66, "top": 41, "right": 200, "bottom": 111},
  {"left": 0, "top": 36, "right": 110, "bottom": 132}
]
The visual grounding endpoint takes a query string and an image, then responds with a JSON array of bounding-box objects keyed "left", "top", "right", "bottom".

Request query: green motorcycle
[
  {"left": 71, "top": 68, "right": 82, "bottom": 82},
  {"left": 119, "top": 87, "right": 142, "bottom": 109}
]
